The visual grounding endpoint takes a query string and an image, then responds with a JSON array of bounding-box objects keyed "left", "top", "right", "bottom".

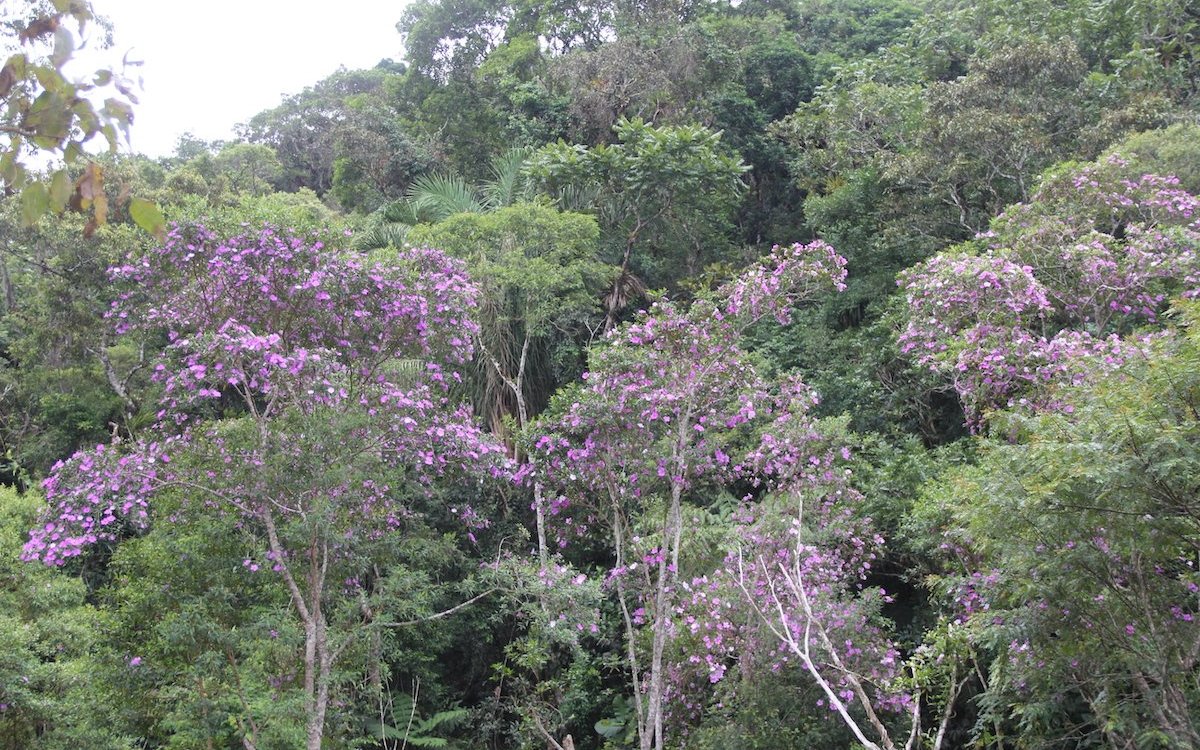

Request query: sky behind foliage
[{"left": 73, "top": 0, "right": 408, "bottom": 157}]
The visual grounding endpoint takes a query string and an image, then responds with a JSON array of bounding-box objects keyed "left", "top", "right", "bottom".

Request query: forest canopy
[{"left": 1, "top": 0, "right": 1199, "bottom": 748}]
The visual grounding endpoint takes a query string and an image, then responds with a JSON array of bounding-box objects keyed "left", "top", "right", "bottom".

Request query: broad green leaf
[
  {"left": 129, "top": 198, "right": 167, "bottom": 239},
  {"left": 26, "top": 90, "right": 71, "bottom": 141},
  {"left": 0, "top": 150, "right": 19, "bottom": 186},
  {"left": 21, "top": 182, "right": 50, "bottom": 227},
  {"left": 48, "top": 169, "right": 71, "bottom": 212},
  {"left": 32, "top": 64, "right": 64, "bottom": 92},
  {"left": 100, "top": 122, "right": 118, "bottom": 150},
  {"left": 103, "top": 96, "right": 133, "bottom": 124},
  {"left": 72, "top": 101, "right": 98, "bottom": 138},
  {"left": 595, "top": 717, "right": 625, "bottom": 738}
]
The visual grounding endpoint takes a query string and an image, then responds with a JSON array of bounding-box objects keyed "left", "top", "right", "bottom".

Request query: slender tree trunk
[
  {"left": 644, "top": 480, "right": 682, "bottom": 750},
  {"left": 642, "top": 416, "right": 691, "bottom": 750},
  {"left": 481, "top": 334, "right": 548, "bottom": 564},
  {"left": 309, "top": 608, "right": 333, "bottom": 750},
  {"left": 643, "top": 482, "right": 681, "bottom": 744},
  {"left": 611, "top": 497, "right": 649, "bottom": 749},
  {"left": 512, "top": 353, "right": 548, "bottom": 567},
  {"left": 305, "top": 536, "right": 334, "bottom": 750},
  {"left": 264, "top": 511, "right": 332, "bottom": 750},
  {"left": 301, "top": 609, "right": 334, "bottom": 749}
]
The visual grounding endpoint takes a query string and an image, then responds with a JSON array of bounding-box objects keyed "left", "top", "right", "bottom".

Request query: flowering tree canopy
[
  {"left": 914, "top": 302, "right": 1200, "bottom": 748},
  {"left": 24, "top": 224, "right": 507, "bottom": 749},
  {"left": 899, "top": 157, "right": 1200, "bottom": 424},
  {"left": 535, "top": 241, "right": 924, "bottom": 749}
]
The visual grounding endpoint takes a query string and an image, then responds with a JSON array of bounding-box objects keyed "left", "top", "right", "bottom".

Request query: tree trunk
[
  {"left": 265, "top": 512, "right": 331, "bottom": 750},
  {"left": 643, "top": 481, "right": 683, "bottom": 750},
  {"left": 307, "top": 608, "right": 332, "bottom": 750},
  {"left": 512, "top": 366, "right": 548, "bottom": 567},
  {"left": 611, "top": 499, "right": 649, "bottom": 750}
]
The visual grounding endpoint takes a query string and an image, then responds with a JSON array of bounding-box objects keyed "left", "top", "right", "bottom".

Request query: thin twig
[{"left": 381, "top": 588, "right": 497, "bottom": 627}]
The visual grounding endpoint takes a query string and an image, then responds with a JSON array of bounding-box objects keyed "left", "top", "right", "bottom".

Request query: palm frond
[
  {"left": 407, "top": 173, "right": 485, "bottom": 221},
  {"left": 382, "top": 199, "right": 423, "bottom": 225},
  {"left": 554, "top": 182, "right": 601, "bottom": 213},
  {"left": 481, "top": 146, "right": 534, "bottom": 209},
  {"left": 604, "top": 268, "right": 648, "bottom": 330},
  {"left": 352, "top": 222, "right": 412, "bottom": 251},
  {"left": 366, "top": 692, "right": 467, "bottom": 749},
  {"left": 380, "top": 358, "right": 426, "bottom": 386}
]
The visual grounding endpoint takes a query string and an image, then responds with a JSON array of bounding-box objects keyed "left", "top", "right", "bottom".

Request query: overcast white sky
[{"left": 72, "top": 1, "right": 410, "bottom": 157}]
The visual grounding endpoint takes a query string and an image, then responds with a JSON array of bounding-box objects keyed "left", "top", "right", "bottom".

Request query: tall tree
[
  {"left": 409, "top": 202, "right": 609, "bottom": 562},
  {"left": 23, "top": 225, "right": 508, "bottom": 748},
  {"left": 914, "top": 303, "right": 1200, "bottom": 747},
  {"left": 525, "top": 117, "right": 747, "bottom": 328},
  {"left": 536, "top": 240, "right": 849, "bottom": 749}
]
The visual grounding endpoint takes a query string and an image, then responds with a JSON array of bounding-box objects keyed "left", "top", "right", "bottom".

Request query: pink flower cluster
[
  {"left": 899, "top": 163, "right": 1200, "bottom": 423},
  {"left": 719, "top": 240, "right": 848, "bottom": 325},
  {"left": 26, "top": 224, "right": 508, "bottom": 566},
  {"left": 24, "top": 439, "right": 177, "bottom": 565}
]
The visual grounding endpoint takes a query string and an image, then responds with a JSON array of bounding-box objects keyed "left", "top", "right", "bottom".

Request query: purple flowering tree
[
  {"left": 670, "top": 419, "right": 931, "bottom": 750},
  {"left": 23, "top": 225, "right": 506, "bottom": 750},
  {"left": 659, "top": 375, "right": 967, "bottom": 750},
  {"left": 911, "top": 305, "right": 1200, "bottom": 747},
  {"left": 535, "top": 242, "right": 897, "bottom": 749},
  {"left": 900, "top": 152, "right": 1200, "bottom": 745},
  {"left": 898, "top": 158, "right": 1200, "bottom": 425}
]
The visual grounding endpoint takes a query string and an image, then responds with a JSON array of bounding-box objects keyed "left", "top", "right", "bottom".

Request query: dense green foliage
[{"left": 3, "top": 0, "right": 1200, "bottom": 747}]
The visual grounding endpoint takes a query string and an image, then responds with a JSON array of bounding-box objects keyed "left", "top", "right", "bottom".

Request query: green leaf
[
  {"left": 31, "top": 64, "right": 64, "bottom": 92},
  {"left": 103, "top": 97, "right": 133, "bottom": 123},
  {"left": 25, "top": 90, "right": 71, "bottom": 143},
  {"left": 99, "top": 122, "right": 118, "bottom": 150},
  {"left": 594, "top": 717, "right": 625, "bottom": 738},
  {"left": 21, "top": 182, "right": 49, "bottom": 227},
  {"left": 48, "top": 169, "right": 71, "bottom": 212},
  {"left": 129, "top": 198, "right": 166, "bottom": 239},
  {"left": 51, "top": 26, "right": 75, "bottom": 67},
  {"left": 0, "top": 151, "right": 20, "bottom": 186}
]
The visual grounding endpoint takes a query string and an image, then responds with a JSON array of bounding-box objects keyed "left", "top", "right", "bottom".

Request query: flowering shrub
[{"left": 912, "top": 308, "right": 1200, "bottom": 747}]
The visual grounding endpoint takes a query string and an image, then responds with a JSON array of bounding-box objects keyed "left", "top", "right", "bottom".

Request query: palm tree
[{"left": 352, "top": 147, "right": 534, "bottom": 251}]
